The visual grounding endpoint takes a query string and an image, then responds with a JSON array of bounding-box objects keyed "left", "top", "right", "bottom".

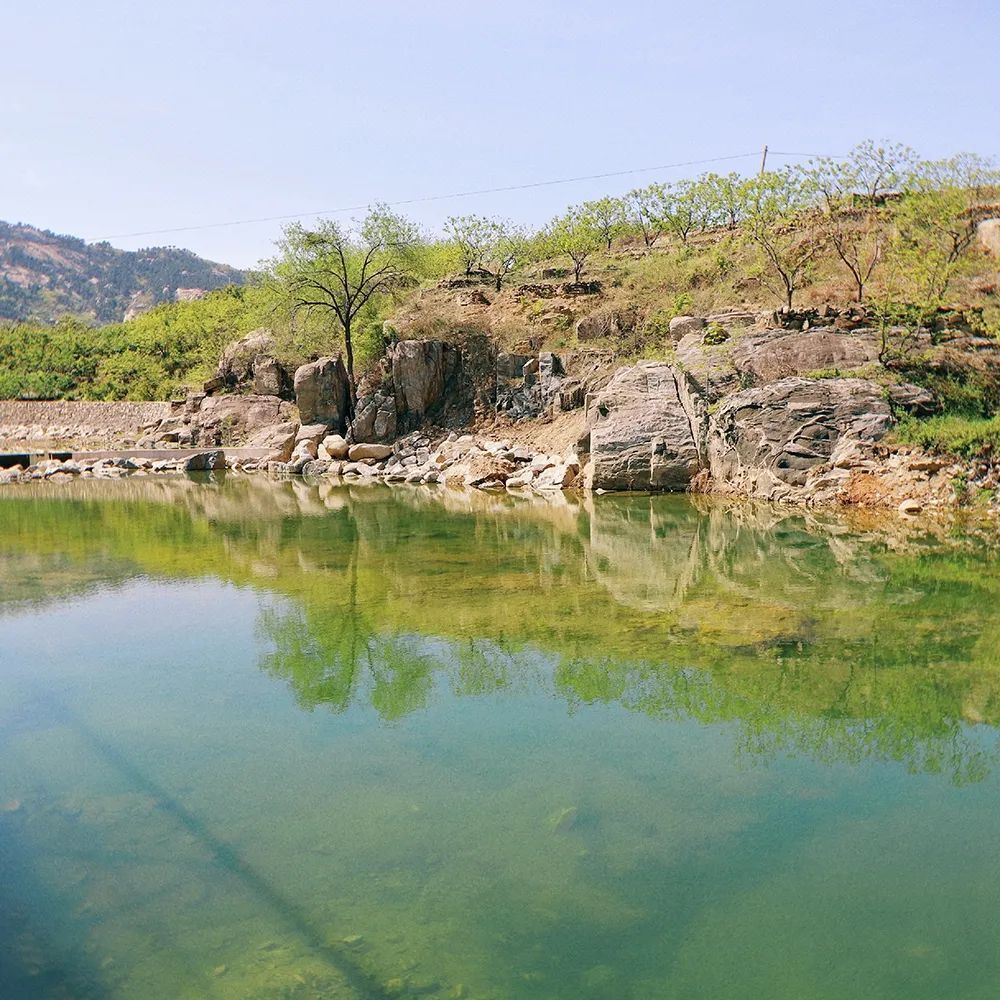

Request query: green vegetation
[
  {"left": 893, "top": 413, "right": 1000, "bottom": 459},
  {"left": 0, "top": 221, "right": 245, "bottom": 324},
  {"left": 1, "top": 139, "right": 998, "bottom": 402},
  {"left": 0, "top": 286, "right": 271, "bottom": 400}
]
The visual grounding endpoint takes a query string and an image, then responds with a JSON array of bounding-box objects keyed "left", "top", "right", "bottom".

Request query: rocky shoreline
[{"left": 2, "top": 316, "right": 998, "bottom": 517}]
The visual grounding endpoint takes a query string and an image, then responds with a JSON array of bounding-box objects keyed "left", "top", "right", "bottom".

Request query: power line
[{"left": 89, "top": 149, "right": 842, "bottom": 243}]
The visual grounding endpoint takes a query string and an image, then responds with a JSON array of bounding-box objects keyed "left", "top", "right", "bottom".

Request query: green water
[{"left": 1, "top": 477, "right": 999, "bottom": 1000}]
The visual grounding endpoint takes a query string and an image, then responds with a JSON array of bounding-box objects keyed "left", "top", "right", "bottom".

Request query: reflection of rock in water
[{"left": 585, "top": 498, "right": 707, "bottom": 613}]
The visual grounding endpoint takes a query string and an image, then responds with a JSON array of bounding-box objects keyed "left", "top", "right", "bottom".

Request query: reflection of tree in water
[{"left": 3, "top": 478, "right": 999, "bottom": 782}]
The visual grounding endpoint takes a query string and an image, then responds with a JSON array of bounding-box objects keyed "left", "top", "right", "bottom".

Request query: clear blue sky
[{"left": 4, "top": 0, "right": 998, "bottom": 268}]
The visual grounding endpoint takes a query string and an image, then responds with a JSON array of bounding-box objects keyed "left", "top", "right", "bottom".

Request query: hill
[{"left": 0, "top": 221, "right": 245, "bottom": 324}]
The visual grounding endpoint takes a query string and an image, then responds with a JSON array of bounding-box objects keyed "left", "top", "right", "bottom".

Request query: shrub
[{"left": 703, "top": 323, "right": 730, "bottom": 345}]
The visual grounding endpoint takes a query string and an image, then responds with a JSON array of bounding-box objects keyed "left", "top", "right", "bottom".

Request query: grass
[{"left": 892, "top": 413, "right": 1000, "bottom": 458}]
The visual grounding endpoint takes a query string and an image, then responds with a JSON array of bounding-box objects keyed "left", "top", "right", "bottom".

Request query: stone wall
[{"left": 0, "top": 401, "right": 171, "bottom": 447}]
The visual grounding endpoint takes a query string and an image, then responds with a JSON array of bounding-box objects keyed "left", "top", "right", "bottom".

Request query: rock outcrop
[
  {"left": 586, "top": 362, "right": 700, "bottom": 491},
  {"left": 215, "top": 329, "right": 292, "bottom": 398},
  {"left": 707, "top": 377, "right": 894, "bottom": 501},
  {"left": 390, "top": 339, "right": 460, "bottom": 427},
  {"left": 293, "top": 357, "right": 350, "bottom": 429}
]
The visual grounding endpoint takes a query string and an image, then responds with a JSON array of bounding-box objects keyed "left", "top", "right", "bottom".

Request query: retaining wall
[{"left": 0, "top": 400, "right": 171, "bottom": 447}]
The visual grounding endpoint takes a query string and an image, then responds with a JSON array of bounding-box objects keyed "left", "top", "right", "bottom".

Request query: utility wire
[{"left": 89, "top": 149, "right": 843, "bottom": 243}]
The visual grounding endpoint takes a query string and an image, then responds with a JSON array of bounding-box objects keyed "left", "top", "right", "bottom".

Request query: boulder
[
  {"left": 252, "top": 357, "right": 291, "bottom": 398},
  {"left": 888, "top": 382, "right": 938, "bottom": 416},
  {"left": 668, "top": 315, "right": 705, "bottom": 341},
  {"left": 348, "top": 443, "right": 393, "bottom": 461},
  {"left": 295, "top": 423, "right": 330, "bottom": 447},
  {"left": 587, "top": 361, "right": 701, "bottom": 491},
  {"left": 245, "top": 422, "right": 298, "bottom": 463},
  {"left": 977, "top": 218, "right": 1000, "bottom": 257},
  {"left": 319, "top": 434, "right": 350, "bottom": 460},
  {"left": 350, "top": 388, "right": 397, "bottom": 443},
  {"left": 183, "top": 450, "right": 226, "bottom": 472},
  {"left": 708, "top": 377, "right": 894, "bottom": 501},
  {"left": 217, "top": 329, "right": 291, "bottom": 397},
  {"left": 294, "top": 356, "right": 350, "bottom": 429}
]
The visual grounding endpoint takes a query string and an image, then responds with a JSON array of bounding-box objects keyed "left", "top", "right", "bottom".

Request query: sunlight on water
[{"left": 1, "top": 476, "right": 998, "bottom": 999}]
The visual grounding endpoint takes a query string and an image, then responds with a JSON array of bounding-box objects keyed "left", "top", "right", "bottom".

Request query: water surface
[{"left": 1, "top": 477, "right": 998, "bottom": 999}]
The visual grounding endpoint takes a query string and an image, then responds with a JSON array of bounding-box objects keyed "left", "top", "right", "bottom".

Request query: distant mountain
[{"left": 0, "top": 221, "right": 246, "bottom": 325}]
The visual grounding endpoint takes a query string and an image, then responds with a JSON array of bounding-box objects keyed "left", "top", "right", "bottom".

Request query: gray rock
[
  {"left": 245, "top": 421, "right": 298, "bottom": 463},
  {"left": 252, "top": 357, "right": 290, "bottom": 398},
  {"left": 588, "top": 362, "right": 701, "bottom": 491},
  {"left": 350, "top": 388, "right": 397, "bottom": 443},
  {"left": 295, "top": 423, "right": 330, "bottom": 446},
  {"left": 888, "top": 382, "right": 938, "bottom": 416},
  {"left": 183, "top": 450, "right": 226, "bottom": 472},
  {"left": 708, "top": 377, "right": 893, "bottom": 500},
  {"left": 668, "top": 315, "right": 705, "bottom": 341},
  {"left": 294, "top": 356, "right": 350, "bottom": 429},
  {"left": 217, "top": 329, "right": 276, "bottom": 386},
  {"left": 390, "top": 340, "right": 459, "bottom": 424}
]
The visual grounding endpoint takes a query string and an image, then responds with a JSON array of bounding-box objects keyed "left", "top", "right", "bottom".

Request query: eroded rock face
[
  {"left": 676, "top": 327, "right": 883, "bottom": 402},
  {"left": 293, "top": 357, "right": 350, "bottom": 429},
  {"left": 707, "top": 377, "right": 893, "bottom": 501},
  {"left": 587, "top": 362, "right": 700, "bottom": 491},
  {"left": 351, "top": 387, "right": 397, "bottom": 443},
  {"left": 390, "top": 340, "right": 460, "bottom": 426}
]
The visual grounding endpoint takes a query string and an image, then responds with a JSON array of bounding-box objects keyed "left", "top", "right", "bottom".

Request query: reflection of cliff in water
[{"left": 1, "top": 475, "right": 998, "bottom": 780}]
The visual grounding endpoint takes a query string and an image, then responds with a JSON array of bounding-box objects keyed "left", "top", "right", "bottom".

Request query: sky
[{"left": 4, "top": 0, "right": 999, "bottom": 269}]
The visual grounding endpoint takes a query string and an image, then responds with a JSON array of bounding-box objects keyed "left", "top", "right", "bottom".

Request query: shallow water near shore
[{"left": 1, "top": 475, "right": 999, "bottom": 999}]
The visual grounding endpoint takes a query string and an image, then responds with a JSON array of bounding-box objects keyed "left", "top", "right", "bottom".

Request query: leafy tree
[
  {"left": 848, "top": 140, "right": 919, "bottom": 208},
  {"left": 480, "top": 220, "right": 529, "bottom": 291},
  {"left": 581, "top": 196, "right": 627, "bottom": 250},
  {"left": 443, "top": 214, "right": 495, "bottom": 276},
  {"left": 626, "top": 184, "right": 669, "bottom": 249},
  {"left": 271, "top": 207, "right": 420, "bottom": 410},
  {"left": 886, "top": 154, "right": 999, "bottom": 311},
  {"left": 663, "top": 181, "right": 709, "bottom": 246},
  {"left": 700, "top": 172, "right": 749, "bottom": 229},
  {"left": 545, "top": 207, "right": 604, "bottom": 283},
  {"left": 742, "top": 169, "right": 824, "bottom": 309}
]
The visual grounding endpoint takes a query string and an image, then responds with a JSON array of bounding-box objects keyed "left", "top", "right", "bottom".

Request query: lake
[{"left": 1, "top": 476, "right": 998, "bottom": 999}]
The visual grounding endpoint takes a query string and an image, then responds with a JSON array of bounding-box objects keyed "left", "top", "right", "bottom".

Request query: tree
[
  {"left": 848, "top": 140, "right": 919, "bottom": 208},
  {"left": 272, "top": 207, "right": 420, "bottom": 412},
  {"left": 826, "top": 210, "right": 885, "bottom": 302},
  {"left": 581, "top": 196, "right": 627, "bottom": 251},
  {"left": 480, "top": 219, "right": 528, "bottom": 291},
  {"left": 661, "top": 179, "right": 706, "bottom": 245},
  {"left": 444, "top": 214, "right": 494, "bottom": 276},
  {"left": 626, "top": 184, "right": 669, "bottom": 249},
  {"left": 700, "top": 172, "right": 749, "bottom": 229},
  {"left": 546, "top": 208, "right": 604, "bottom": 282},
  {"left": 799, "top": 152, "right": 884, "bottom": 301},
  {"left": 742, "top": 169, "right": 825, "bottom": 309}
]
